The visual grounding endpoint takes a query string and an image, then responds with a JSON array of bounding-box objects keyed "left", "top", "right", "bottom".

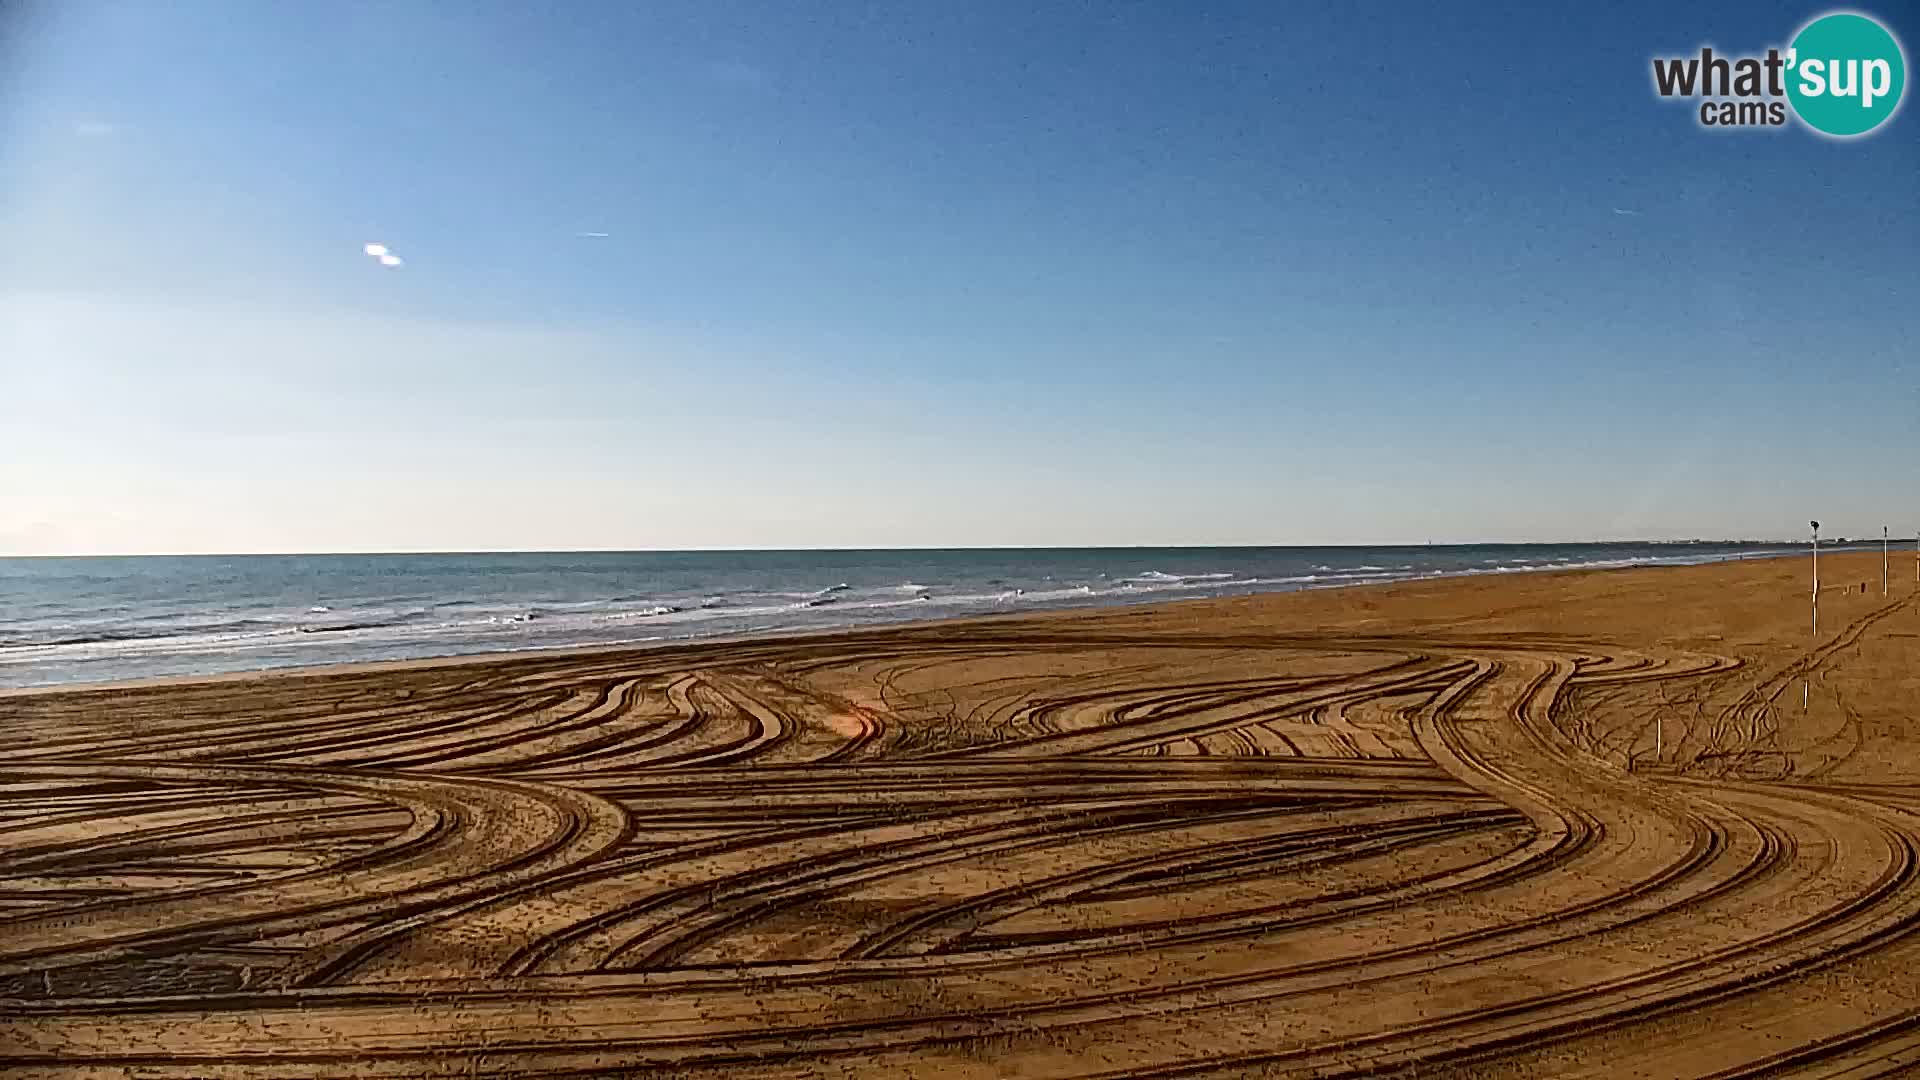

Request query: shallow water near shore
[{"left": 0, "top": 543, "right": 1812, "bottom": 686}]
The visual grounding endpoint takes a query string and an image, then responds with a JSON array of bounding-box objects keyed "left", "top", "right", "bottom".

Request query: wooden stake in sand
[{"left": 1884, "top": 526, "right": 1890, "bottom": 596}]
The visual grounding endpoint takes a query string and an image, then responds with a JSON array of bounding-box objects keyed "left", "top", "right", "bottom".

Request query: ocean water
[{"left": 0, "top": 544, "right": 1805, "bottom": 688}]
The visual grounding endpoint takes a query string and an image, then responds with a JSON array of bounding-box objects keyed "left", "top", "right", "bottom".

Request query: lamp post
[
  {"left": 1807, "top": 520, "right": 1818, "bottom": 713},
  {"left": 1811, "top": 521, "right": 1820, "bottom": 637}
]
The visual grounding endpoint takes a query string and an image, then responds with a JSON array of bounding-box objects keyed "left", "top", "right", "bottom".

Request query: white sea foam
[{"left": 600, "top": 605, "right": 681, "bottom": 620}]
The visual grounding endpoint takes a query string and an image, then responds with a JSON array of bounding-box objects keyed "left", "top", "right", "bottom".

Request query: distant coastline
[{"left": 3, "top": 538, "right": 1891, "bottom": 559}]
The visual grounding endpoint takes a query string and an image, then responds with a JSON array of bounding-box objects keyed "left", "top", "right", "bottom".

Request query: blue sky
[{"left": 2, "top": 1, "right": 1915, "bottom": 553}]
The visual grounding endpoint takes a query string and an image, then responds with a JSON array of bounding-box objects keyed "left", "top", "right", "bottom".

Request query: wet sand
[{"left": 2, "top": 549, "right": 1918, "bottom": 1078}]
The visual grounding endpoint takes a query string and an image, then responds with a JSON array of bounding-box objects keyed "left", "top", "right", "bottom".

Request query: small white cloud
[
  {"left": 1612, "top": 208, "right": 1642, "bottom": 216},
  {"left": 378, "top": 253, "right": 403, "bottom": 267},
  {"left": 363, "top": 242, "right": 390, "bottom": 257},
  {"left": 575, "top": 231, "right": 610, "bottom": 238},
  {"left": 74, "top": 120, "right": 116, "bottom": 138}
]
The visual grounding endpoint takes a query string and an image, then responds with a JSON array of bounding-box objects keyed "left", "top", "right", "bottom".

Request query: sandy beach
[{"left": 2, "top": 549, "right": 1917, "bottom": 1078}]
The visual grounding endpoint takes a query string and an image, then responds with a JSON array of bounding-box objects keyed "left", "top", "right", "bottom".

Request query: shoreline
[{"left": 0, "top": 545, "right": 1845, "bottom": 701}]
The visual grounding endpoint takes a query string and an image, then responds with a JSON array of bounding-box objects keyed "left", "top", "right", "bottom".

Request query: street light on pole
[
  {"left": 1811, "top": 521, "right": 1820, "bottom": 637},
  {"left": 1808, "top": 520, "right": 1818, "bottom": 713}
]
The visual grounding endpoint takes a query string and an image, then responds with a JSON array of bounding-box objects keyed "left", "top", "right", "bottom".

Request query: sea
[{"left": 0, "top": 544, "right": 1809, "bottom": 688}]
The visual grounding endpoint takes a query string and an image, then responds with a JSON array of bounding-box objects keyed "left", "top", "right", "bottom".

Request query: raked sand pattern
[{"left": 3, "top": 550, "right": 1920, "bottom": 1078}]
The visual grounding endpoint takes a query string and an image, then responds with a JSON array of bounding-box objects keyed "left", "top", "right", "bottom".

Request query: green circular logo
[{"left": 1787, "top": 12, "right": 1907, "bottom": 137}]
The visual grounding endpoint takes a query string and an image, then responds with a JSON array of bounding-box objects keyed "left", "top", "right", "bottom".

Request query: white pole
[
  {"left": 1885, "top": 525, "right": 1890, "bottom": 596},
  {"left": 1808, "top": 520, "right": 1818, "bottom": 712}
]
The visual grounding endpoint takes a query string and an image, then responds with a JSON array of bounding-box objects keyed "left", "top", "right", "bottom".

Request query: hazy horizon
[
  {"left": 0, "top": 537, "right": 1897, "bottom": 561},
  {"left": 4, "top": 2, "right": 1915, "bottom": 556}
]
